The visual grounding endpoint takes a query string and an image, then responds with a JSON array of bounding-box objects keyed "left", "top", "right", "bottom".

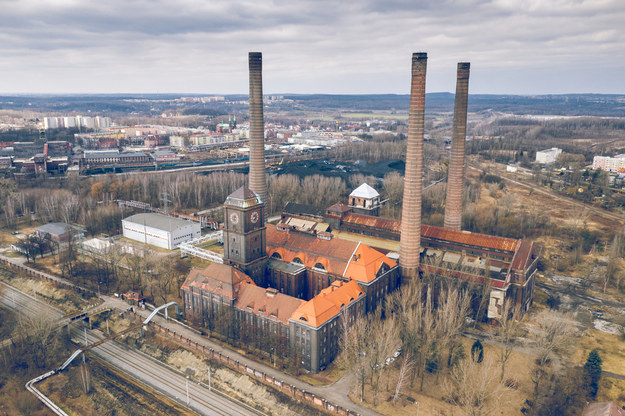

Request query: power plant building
[
  {"left": 122, "top": 213, "right": 201, "bottom": 250},
  {"left": 181, "top": 51, "right": 539, "bottom": 374}
]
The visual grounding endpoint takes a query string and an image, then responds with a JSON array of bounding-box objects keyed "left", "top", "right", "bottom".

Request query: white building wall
[
  {"left": 122, "top": 219, "right": 200, "bottom": 250},
  {"left": 593, "top": 155, "right": 625, "bottom": 172},
  {"left": 64, "top": 117, "right": 77, "bottom": 128},
  {"left": 536, "top": 148, "right": 562, "bottom": 165},
  {"left": 170, "top": 222, "right": 201, "bottom": 248}
]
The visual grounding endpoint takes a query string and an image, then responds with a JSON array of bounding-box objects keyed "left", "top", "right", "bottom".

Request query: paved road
[{"left": 0, "top": 282, "right": 259, "bottom": 416}]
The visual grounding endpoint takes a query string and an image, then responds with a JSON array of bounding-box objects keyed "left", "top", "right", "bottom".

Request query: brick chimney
[
  {"left": 248, "top": 52, "right": 267, "bottom": 207},
  {"left": 444, "top": 62, "right": 470, "bottom": 230},
  {"left": 399, "top": 53, "right": 427, "bottom": 280}
]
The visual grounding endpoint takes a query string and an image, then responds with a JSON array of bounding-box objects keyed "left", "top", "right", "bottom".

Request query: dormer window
[
  {"left": 292, "top": 257, "right": 303, "bottom": 265},
  {"left": 313, "top": 262, "right": 326, "bottom": 271}
]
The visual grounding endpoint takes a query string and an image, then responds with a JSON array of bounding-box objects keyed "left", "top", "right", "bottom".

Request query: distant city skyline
[{"left": 0, "top": 0, "right": 623, "bottom": 95}]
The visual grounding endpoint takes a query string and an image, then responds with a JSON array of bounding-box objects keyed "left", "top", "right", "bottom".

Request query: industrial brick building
[{"left": 181, "top": 51, "right": 539, "bottom": 374}]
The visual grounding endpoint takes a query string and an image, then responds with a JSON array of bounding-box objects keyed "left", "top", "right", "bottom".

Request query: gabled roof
[
  {"left": 181, "top": 263, "right": 254, "bottom": 299},
  {"left": 35, "top": 222, "right": 75, "bottom": 236},
  {"left": 326, "top": 203, "right": 351, "bottom": 214},
  {"left": 350, "top": 183, "right": 380, "bottom": 199},
  {"left": 343, "top": 243, "right": 397, "bottom": 283},
  {"left": 266, "top": 224, "right": 357, "bottom": 275},
  {"left": 235, "top": 284, "right": 305, "bottom": 325},
  {"left": 290, "top": 280, "right": 364, "bottom": 328}
]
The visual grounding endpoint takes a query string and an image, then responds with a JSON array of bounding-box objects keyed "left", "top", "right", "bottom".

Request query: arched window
[
  {"left": 292, "top": 257, "right": 303, "bottom": 265},
  {"left": 271, "top": 252, "right": 282, "bottom": 259},
  {"left": 313, "top": 262, "right": 326, "bottom": 271}
]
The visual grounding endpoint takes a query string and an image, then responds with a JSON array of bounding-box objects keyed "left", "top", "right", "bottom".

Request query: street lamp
[{"left": 186, "top": 376, "right": 190, "bottom": 406}]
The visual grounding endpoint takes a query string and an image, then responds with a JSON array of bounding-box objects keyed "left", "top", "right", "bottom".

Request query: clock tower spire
[{"left": 223, "top": 186, "right": 267, "bottom": 285}]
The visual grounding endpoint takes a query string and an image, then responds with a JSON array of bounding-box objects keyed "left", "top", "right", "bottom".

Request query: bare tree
[
  {"left": 366, "top": 310, "right": 399, "bottom": 406},
  {"left": 444, "top": 356, "right": 508, "bottom": 416},
  {"left": 339, "top": 317, "right": 371, "bottom": 402},
  {"left": 12, "top": 313, "right": 59, "bottom": 368},
  {"left": 492, "top": 301, "right": 522, "bottom": 382},
  {"left": 393, "top": 352, "right": 414, "bottom": 403},
  {"left": 436, "top": 286, "right": 470, "bottom": 380},
  {"left": 530, "top": 310, "right": 577, "bottom": 405},
  {"left": 604, "top": 233, "right": 623, "bottom": 292}
]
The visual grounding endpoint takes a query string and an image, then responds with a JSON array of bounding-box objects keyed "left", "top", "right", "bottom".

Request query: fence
[
  {"left": 129, "top": 311, "right": 359, "bottom": 416},
  {"left": 0, "top": 256, "right": 97, "bottom": 298}
]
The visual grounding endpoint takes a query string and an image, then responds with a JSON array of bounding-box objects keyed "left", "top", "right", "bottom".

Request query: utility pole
[{"left": 160, "top": 192, "right": 171, "bottom": 216}]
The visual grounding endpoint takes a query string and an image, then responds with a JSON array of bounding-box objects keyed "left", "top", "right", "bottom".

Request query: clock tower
[{"left": 223, "top": 186, "right": 267, "bottom": 285}]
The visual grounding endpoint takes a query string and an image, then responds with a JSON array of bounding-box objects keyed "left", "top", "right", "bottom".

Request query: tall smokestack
[
  {"left": 399, "top": 52, "right": 427, "bottom": 280},
  {"left": 444, "top": 62, "right": 470, "bottom": 230},
  {"left": 248, "top": 52, "right": 267, "bottom": 205}
]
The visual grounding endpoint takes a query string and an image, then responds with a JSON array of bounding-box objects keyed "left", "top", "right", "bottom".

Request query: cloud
[{"left": 0, "top": 0, "right": 623, "bottom": 94}]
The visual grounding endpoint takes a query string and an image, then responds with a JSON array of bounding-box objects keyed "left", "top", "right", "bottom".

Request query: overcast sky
[{"left": 0, "top": 0, "right": 623, "bottom": 95}]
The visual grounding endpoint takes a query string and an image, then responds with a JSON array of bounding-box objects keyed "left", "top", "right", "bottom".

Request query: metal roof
[
  {"left": 35, "top": 222, "right": 76, "bottom": 236},
  {"left": 350, "top": 183, "right": 380, "bottom": 199},
  {"left": 123, "top": 213, "right": 197, "bottom": 232}
]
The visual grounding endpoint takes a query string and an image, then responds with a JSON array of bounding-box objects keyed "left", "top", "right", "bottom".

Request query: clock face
[
  {"left": 250, "top": 211, "right": 259, "bottom": 224},
  {"left": 230, "top": 212, "right": 239, "bottom": 224}
]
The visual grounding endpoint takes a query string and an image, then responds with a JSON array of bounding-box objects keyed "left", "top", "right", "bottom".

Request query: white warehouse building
[{"left": 122, "top": 213, "right": 201, "bottom": 250}]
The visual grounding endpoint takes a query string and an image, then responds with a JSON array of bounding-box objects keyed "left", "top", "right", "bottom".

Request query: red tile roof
[
  {"left": 422, "top": 225, "right": 520, "bottom": 252},
  {"left": 343, "top": 242, "right": 397, "bottom": 284},
  {"left": 266, "top": 224, "right": 358, "bottom": 275},
  {"left": 290, "top": 280, "right": 364, "bottom": 328},
  {"left": 326, "top": 203, "right": 351, "bottom": 214},
  {"left": 342, "top": 213, "right": 402, "bottom": 232},
  {"left": 181, "top": 263, "right": 254, "bottom": 299},
  {"left": 341, "top": 214, "right": 520, "bottom": 252},
  {"left": 511, "top": 240, "right": 535, "bottom": 270},
  {"left": 235, "top": 284, "right": 305, "bottom": 325}
]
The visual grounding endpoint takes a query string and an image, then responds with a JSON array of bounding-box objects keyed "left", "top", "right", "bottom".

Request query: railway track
[
  {"left": 70, "top": 326, "right": 259, "bottom": 416},
  {"left": 0, "top": 280, "right": 260, "bottom": 416}
]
